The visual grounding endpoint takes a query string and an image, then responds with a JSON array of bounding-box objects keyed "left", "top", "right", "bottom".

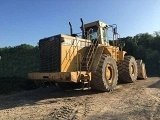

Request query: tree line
[
  {"left": 0, "top": 44, "right": 39, "bottom": 78},
  {"left": 121, "top": 31, "right": 160, "bottom": 76},
  {"left": 0, "top": 31, "right": 160, "bottom": 79}
]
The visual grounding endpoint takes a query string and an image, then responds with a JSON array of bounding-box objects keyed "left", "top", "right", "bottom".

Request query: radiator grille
[{"left": 39, "top": 36, "right": 61, "bottom": 72}]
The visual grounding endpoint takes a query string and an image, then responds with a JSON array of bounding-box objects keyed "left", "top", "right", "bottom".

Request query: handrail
[
  {"left": 69, "top": 37, "right": 79, "bottom": 59},
  {"left": 61, "top": 37, "right": 79, "bottom": 65},
  {"left": 80, "top": 28, "right": 94, "bottom": 65},
  {"left": 88, "top": 38, "right": 99, "bottom": 71},
  {"left": 81, "top": 27, "right": 100, "bottom": 71},
  {"left": 62, "top": 37, "right": 80, "bottom": 71},
  {"left": 78, "top": 53, "right": 82, "bottom": 74},
  {"left": 112, "top": 32, "right": 120, "bottom": 60},
  {"left": 87, "top": 34, "right": 100, "bottom": 71}
]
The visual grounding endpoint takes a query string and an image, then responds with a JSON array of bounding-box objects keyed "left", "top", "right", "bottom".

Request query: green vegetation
[
  {"left": 0, "top": 44, "right": 39, "bottom": 78},
  {"left": 0, "top": 44, "right": 39, "bottom": 94},
  {"left": 120, "top": 31, "right": 160, "bottom": 76}
]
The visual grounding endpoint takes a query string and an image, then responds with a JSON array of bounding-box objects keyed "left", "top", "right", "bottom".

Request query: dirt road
[{"left": 0, "top": 77, "right": 160, "bottom": 120}]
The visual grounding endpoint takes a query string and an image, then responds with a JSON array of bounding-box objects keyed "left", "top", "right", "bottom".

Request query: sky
[{"left": 0, "top": 0, "right": 160, "bottom": 47}]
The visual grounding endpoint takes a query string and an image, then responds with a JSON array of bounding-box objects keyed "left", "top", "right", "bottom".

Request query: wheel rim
[
  {"left": 105, "top": 64, "right": 114, "bottom": 84},
  {"left": 130, "top": 63, "right": 135, "bottom": 76}
]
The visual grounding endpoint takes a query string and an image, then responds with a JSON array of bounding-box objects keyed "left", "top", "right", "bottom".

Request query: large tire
[
  {"left": 91, "top": 54, "right": 118, "bottom": 92},
  {"left": 137, "top": 59, "right": 147, "bottom": 79},
  {"left": 117, "top": 56, "right": 138, "bottom": 83}
]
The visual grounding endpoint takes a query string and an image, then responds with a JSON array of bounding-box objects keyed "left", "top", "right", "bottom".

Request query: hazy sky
[{"left": 0, "top": 0, "right": 160, "bottom": 47}]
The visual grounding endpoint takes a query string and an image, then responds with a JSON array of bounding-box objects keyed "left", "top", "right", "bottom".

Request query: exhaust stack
[
  {"left": 80, "top": 18, "right": 86, "bottom": 39},
  {"left": 69, "top": 22, "right": 73, "bottom": 36}
]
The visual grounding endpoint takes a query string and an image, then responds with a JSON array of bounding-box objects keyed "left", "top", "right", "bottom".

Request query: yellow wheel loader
[{"left": 28, "top": 18, "right": 146, "bottom": 91}]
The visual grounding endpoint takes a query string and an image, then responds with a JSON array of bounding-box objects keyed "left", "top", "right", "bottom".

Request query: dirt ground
[{"left": 0, "top": 77, "right": 160, "bottom": 120}]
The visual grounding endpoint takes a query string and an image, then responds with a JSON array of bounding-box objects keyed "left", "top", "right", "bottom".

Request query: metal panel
[
  {"left": 39, "top": 35, "right": 61, "bottom": 72},
  {"left": 28, "top": 71, "right": 91, "bottom": 83}
]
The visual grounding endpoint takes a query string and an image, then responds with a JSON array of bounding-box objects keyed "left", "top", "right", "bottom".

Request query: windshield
[
  {"left": 91, "top": 32, "right": 98, "bottom": 40},
  {"left": 85, "top": 26, "right": 98, "bottom": 40}
]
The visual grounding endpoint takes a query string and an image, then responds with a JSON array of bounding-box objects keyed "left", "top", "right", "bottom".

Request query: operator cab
[
  {"left": 84, "top": 21, "right": 109, "bottom": 45},
  {"left": 69, "top": 19, "right": 118, "bottom": 46}
]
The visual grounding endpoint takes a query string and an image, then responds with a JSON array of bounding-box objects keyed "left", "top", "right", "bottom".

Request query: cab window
[{"left": 85, "top": 26, "right": 98, "bottom": 40}]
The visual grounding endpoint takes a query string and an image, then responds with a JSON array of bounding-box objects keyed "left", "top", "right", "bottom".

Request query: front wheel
[{"left": 91, "top": 54, "right": 118, "bottom": 92}]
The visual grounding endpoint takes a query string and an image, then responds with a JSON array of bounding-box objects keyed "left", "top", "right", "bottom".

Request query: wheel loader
[{"left": 28, "top": 18, "right": 147, "bottom": 91}]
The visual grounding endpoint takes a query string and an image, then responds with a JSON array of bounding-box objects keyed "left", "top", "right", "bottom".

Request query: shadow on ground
[
  {"left": 149, "top": 80, "right": 160, "bottom": 89},
  {"left": 0, "top": 78, "right": 38, "bottom": 94},
  {"left": 0, "top": 85, "right": 100, "bottom": 110},
  {"left": 1, "top": 77, "right": 159, "bottom": 110}
]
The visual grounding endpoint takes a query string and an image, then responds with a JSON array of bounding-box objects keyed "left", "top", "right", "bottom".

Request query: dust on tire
[
  {"left": 117, "top": 56, "right": 138, "bottom": 83},
  {"left": 91, "top": 54, "right": 118, "bottom": 91}
]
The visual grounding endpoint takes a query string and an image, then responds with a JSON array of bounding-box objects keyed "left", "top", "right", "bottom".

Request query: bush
[{"left": 0, "top": 44, "right": 39, "bottom": 78}]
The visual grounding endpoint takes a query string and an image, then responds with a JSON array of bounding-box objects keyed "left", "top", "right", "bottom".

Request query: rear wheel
[
  {"left": 137, "top": 59, "right": 147, "bottom": 79},
  {"left": 91, "top": 54, "right": 118, "bottom": 92},
  {"left": 118, "top": 56, "right": 138, "bottom": 83}
]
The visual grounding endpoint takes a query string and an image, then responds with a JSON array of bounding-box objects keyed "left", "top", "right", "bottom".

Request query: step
[{"left": 81, "top": 66, "right": 89, "bottom": 71}]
